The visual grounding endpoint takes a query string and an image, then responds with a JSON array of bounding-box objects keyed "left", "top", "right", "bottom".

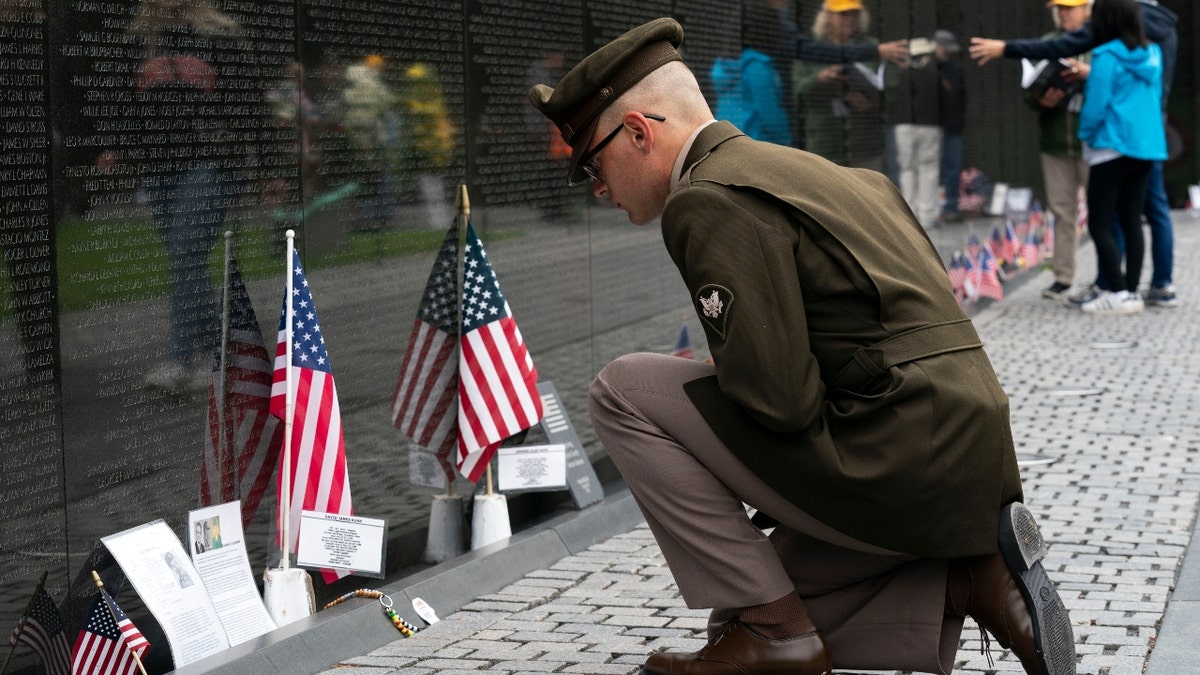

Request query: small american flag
[
  {"left": 988, "top": 226, "right": 1009, "bottom": 268},
  {"left": 671, "top": 323, "right": 695, "bottom": 359},
  {"left": 8, "top": 584, "right": 71, "bottom": 675},
  {"left": 456, "top": 223, "right": 542, "bottom": 481},
  {"left": 392, "top": 225, "right": 461, "bottom": 483},
  {"left": 946, "top": 252, "right": 969, "bottom": 300},
  {"left": 201, "top": 257, "right": 282, "bottom": 528},
  {"left": 270, "top": 250, "right": 353, "bottom": 579},
  {"left": 973, "top": 247, "right": 1005, "bottom": 301},
  {"left": 393, "top": 221, "right": 541, "bottom": 483},
  {"left": 70, "top": 588, "right": 148, "bottom": 675},
  {"left": 1022, "top": 223, "right": 1042, "bottom": 267},
  {"left": 1029, "top": 199, "right": 1045, "bottom": 229}
]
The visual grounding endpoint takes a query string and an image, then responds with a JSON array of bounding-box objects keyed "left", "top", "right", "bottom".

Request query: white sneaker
[{"left": 1080, "top": 290, "right": 1144, "bottom": 315}]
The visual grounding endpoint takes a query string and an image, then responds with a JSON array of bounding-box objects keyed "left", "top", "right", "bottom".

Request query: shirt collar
[{"left": 670, "top": 119, "right": 718, "bottom": 193}]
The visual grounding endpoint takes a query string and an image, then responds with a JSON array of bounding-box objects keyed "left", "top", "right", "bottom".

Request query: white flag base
[
  {"left": 470, "top": 493, "right": 512, "bottom": 550},
  {"left": 263, "top": 567, "right": 315, "bottom": 628},
  {"left": 423, "top": 494, "right": 468, "bottom": 563}
]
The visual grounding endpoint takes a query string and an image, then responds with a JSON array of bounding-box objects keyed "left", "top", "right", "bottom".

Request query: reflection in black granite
[
  {"left": 0, "top": 1, "right": 1136, "bottom": 672},
  {"left": 1, "top": 4, "right": 67, "bottom": 674}
]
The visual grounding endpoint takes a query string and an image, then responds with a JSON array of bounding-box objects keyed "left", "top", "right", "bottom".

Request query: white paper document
[
  {"left": 188, "top": 501, "right": 277, "bottom": 646},
  {"left": 497, "top": 444, "right": 567, "bottom": 491},
  {"left": 102, "top": 520, "right": 230, "bottom": 667},
  {"left": 296, "top": 511, "right": 386, "bottom": 576}
]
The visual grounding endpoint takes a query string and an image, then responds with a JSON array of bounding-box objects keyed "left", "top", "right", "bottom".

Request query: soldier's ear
[{"left": 622, "top": 111, "right": 655, "bottom": 152}]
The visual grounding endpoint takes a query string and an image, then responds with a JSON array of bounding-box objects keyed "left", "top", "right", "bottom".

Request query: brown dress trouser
[{"left": 588, "top": 352, "right": 963, "bottom": 674}]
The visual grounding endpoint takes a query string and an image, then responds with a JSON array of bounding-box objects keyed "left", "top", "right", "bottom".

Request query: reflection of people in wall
[
  {"left": 400, "top": 62, "right": 455, "bottom": 227},
  {"left": 526, "top": 51, "right": 572, "bottom": 222},
  {"left": 163, "top": 551, "right": 194, "bottom": 588},
  {"left": 342, "top": 55, "right": 406, "bottom": 233},
  {"left": 129, "top": 0, "right": 246, "bottom": 390},
  {"left": 711, "top": 0, "right": 792, "bottom": 146},
  {"left": 888, "top": 36, "right": 943, "bottom": 229},
  {"left": 793, "top": 0, "right": 884, "bottom": 169}
]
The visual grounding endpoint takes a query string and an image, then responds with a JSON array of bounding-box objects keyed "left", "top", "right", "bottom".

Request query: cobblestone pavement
[{"left": 319, "top": 216, "right": 1200, "bottom": 675}]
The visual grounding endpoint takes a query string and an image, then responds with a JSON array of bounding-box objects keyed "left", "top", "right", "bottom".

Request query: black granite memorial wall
[{"left": 1, "top": 1, "right": 1195, "bottom": 673}]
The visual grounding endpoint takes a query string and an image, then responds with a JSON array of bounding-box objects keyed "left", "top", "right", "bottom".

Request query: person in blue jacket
[
  {"left": 712, "top": 0, "right": 793, "bottom": 146},
  {"left": 1073, "top": 0, "right": 1166, "bottom": 313},
  {"left": 970, "top": 0, "right": 1180, "bottom": 308}
]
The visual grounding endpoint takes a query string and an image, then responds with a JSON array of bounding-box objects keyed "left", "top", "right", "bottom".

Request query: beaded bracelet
[{"left": 323, "top": 589, "right": 422, "bottom": 637}]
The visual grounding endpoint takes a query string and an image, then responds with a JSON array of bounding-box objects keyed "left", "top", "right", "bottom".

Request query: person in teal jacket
[
  {"left": 711, "top": 0, "right": 792, "bottom": 146},
  {"left": 712, "top": 48, "right": 792, "bottom": 146},
  {"left": 1073, "top": 0, "right": 1167, "bottom": 314}
]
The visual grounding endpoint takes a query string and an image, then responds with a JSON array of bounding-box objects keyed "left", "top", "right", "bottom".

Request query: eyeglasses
[{"left": 576, "top": 113, "right": 666, "bottom": 184}]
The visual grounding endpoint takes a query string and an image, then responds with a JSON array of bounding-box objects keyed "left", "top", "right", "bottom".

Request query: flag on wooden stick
[
  {"left": 270, "top": 249, "right": 353, "bottom": 579},
  {"left": 70, "top": 587, "right": 148, "bottom": 675}
]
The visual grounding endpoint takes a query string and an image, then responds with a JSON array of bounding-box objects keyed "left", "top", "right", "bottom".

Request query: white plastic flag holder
[
  {"left": 471, "top": 464, "right": 511, "bottom": 550},
  {"left": 264, "top": 229, "right": 316, "bottom": 627}
]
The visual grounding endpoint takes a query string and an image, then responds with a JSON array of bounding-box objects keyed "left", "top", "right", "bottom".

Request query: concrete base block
[{"left": 423, "top": 494, "right": 468, "bottom": 563}]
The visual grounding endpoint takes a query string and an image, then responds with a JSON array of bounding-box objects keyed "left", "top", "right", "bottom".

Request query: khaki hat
[
  {"left": 528, "top": 17, "right": 683, "bottom": 185},
  {"left": 824, "top": 0, "right": 864, "bottom": 11},
  {"left": 1045, "top": 0, "right": 1089, "bottom": 6}
]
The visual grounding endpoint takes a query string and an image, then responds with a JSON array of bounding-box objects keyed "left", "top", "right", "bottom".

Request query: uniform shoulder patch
[{"left": 695, "top": 284, "right": 733, "bottom": 341}]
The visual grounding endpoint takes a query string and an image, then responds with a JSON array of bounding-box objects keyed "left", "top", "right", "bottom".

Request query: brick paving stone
[
  {"left": 504, "top": 631, "right": 581, "bottom": 643},
  {"left": 461, "top": 600, "right": 530, "bottom": 612},
  {"left": 553, "top": 622, "right": 628, "bottom": 637},
  {"left": 623, "top": 627, "right": 697, "bottom": 638},
  {"left": 560, "top": 664, "right": 640, "bottom": 674},
  {"left": 526, "top": 569, "right": 589, "bottom": 581},
  {"left": 488, "top": 659, "right": 565, "bottom": 672}
]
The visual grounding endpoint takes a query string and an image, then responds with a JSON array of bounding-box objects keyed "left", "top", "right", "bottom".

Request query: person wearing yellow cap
[
  {"left": 793, "top": 0, "right": 885, "bottom": 169},
  {"left": 530, "top": 17, "right": 1075, "bottom": 675},
  {"left": 823, "top": 0, "right": 861, "bottom": 11}
]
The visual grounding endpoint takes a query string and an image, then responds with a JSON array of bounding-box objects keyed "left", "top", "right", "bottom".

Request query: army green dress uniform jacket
[{"left": 664, "top": 121, "right": 1023, "bottom": 559}]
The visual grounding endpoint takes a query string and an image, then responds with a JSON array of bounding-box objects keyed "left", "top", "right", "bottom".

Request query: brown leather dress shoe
[
  {"left": 957, "top": 503, "right": 1076, "bottom": 675},
  {"left": 641, "top": 621, "right": 830, "bottom": 675}
]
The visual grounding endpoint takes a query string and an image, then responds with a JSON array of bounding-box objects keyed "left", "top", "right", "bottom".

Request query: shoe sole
[{"left": 998, "top": 503, "right": 1076, "bottom": 675}]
